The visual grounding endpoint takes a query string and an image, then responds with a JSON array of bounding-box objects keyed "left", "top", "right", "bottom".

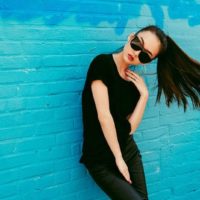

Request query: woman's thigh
[
  {"left": 87, "top": 164, "right": 143, "bottom": 200},
  {"left": 127, "top": 151, "right": 149, "bottom": 200}
]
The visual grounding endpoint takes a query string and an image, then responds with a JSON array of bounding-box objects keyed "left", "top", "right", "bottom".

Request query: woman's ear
[{"left": 128, "top": 33, "right": 135, "bottom": 41}]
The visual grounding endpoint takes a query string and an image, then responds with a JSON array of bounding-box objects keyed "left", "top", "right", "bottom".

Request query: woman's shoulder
[
  {"left": 88, "top": 53, "right": 113, "bottom": 73},
  {"left": 91, "top": 53, "right": 112, "bottom": 64},
  {"left": 84, "top": 54, "right": 113, "bottom": 88}
]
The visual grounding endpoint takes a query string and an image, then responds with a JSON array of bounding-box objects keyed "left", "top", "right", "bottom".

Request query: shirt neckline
[{"left": 110, "top": 54, "right": 130, "bottom": 82}]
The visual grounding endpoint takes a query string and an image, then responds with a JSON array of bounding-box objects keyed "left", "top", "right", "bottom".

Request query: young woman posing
[{"left": 80, "top": 25, "right": 200, "bottom": 200}]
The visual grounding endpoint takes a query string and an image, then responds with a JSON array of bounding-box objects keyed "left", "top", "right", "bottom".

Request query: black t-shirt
[{"left": 80, "top": 54, "right": 140, "bottom": 167}]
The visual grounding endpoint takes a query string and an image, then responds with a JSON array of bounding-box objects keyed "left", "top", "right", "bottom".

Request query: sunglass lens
[
  {"left": 139, "top": 52, "right": 151, "bottom": 63},
  {"left": 130, "top": 43, "right": 141, "bottom": 51},
  {"left": 130, "top": 36, "right": 152, "bottom": 63}
]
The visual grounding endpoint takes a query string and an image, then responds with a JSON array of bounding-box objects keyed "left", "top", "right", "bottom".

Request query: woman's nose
[{"left": 134, "top": 49, "right": 141, "bottom": 57}]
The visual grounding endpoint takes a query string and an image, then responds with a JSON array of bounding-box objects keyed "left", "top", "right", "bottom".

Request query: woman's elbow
[{"left": 98, "top": 111, "right": 112, "bottom": 124}]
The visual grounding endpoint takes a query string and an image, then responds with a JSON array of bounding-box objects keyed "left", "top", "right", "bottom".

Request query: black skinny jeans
[{"left": 86, "top": 150, "right": 148, "bottom": 200}]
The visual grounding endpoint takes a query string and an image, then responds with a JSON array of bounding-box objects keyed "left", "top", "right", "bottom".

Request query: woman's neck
[{"left": 112, "top": 52, "right": 129, "bottom": 80}]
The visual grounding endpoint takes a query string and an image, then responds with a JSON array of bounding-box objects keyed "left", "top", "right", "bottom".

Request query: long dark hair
[{"left": 137, "top": 25, "right": 200, "bottom": 111}]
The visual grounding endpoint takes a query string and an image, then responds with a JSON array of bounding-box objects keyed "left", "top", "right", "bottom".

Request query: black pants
[{"left": 86, "top": 151, "right": 148, "bottom": 200}]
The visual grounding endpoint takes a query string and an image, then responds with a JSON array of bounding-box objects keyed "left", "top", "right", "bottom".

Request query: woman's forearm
[
  {"left": 98, "top": 113, "right": 123, "bottom": 159},
  {"left": 127, "top": 94, "right": 148, "bottom": 135}
]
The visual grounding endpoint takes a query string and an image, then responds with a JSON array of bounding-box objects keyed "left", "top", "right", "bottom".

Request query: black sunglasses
[{"left": 130, "top": 35, "right": 152, "bottom": 63}]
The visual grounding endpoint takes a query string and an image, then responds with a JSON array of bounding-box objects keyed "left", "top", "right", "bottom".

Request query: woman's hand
[
  {"left": 115, "top": 156, "right": 132, "bottom": 184},
  {"left": 125, "top": 69, "right": 149, "bottom": 97}
]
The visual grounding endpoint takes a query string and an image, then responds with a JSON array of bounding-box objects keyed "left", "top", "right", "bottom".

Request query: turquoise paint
[{"left": 0, "top": 0, "right": 200, "bottom": 33}]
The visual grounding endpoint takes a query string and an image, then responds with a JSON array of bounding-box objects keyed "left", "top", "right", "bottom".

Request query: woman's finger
[
  {"left": 126, "top": 72, "right": 138, "bottom": 83},
  {"left": 121, "top": 168, "right": 132, "bottom": 184},
  {"left": 125, "top": 172, "right": 132, "bottom": 184},
  {"left": 126, "top": 72, "right": 145, "bottom": 85},
  {"left": 126, "top": 71, "right": 138, "bottom": 79},
  {"left": 126, "top": 70, "right": 142, "bottom": 80},
  {"left": 116, "top": 158, "right": 132, "bottom": 184}
]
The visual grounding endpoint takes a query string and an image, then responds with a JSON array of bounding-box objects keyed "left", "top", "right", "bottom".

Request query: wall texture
[{"left": 0, "top": 1, "right": 200, "bottom": 200}]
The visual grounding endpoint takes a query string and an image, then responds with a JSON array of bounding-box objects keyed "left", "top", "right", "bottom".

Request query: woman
[{"left": 79, "top": 25, "right": 200, "bottom": 200}]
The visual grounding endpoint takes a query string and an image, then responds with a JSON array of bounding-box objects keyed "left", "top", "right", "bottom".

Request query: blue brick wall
[{"left": 0, "top": 1, "right": 200, "bottom": 200}]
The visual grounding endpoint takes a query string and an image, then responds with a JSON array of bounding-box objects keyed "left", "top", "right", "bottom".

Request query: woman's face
[{"left": 122, "top": 30, "right": 161, "bottom": 66}]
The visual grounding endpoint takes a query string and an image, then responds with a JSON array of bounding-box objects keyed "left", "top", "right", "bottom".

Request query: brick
[
  {"left": 19, "top": 161, "right": 54, "bottom": 180},
  {"left": 56, "top": 130, "right": 82, "bottom": 145},
  {"left": 35, "top": 119, "right": 74, "bottom": 135},
  {"left": 0, "top": 55, "right": 41, "bottom": 69},
  {"left": 70, "top": 166, "right": 87, "bottom": 180},
  {"left": 0, "top": 152, "right": 37, "bottom": 170},
  {"left": 0, "top": 183, "right": 17, "bottom": 199},
  {"left": 0, "top": 85, "right": 18, "bottom": 98},
  {"left": 141, "top": 151, "right": 160, "bottom": 162},
  {"left": 54, "top": 156, "right": 80, "bottom": 171},
  {"left": 0, "top": 124, "right": 36, "bottom": 140},
  {"left": 0, "top": 168, "right": 20, "bottom": 185},
  {"left": 55, "top": 170, "right": 71, "bottom": 185},
  {"left": 0, "top": 109, "right": 55, "bottom": 128}
]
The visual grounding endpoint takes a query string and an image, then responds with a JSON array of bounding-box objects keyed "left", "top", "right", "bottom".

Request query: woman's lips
[{"left": 128, "top": 54, "right": 134, "bottom": 61}]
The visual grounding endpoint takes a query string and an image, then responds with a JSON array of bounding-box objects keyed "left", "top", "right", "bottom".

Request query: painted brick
[
  {"left": 0, "top": 152, "right": 37, "bottom": 170},
  {"left": 55, "top": 170, "right": 71, "bottom": 185},
  {"left": 0, "top": 125, "right": 36, "bottom": 140}
]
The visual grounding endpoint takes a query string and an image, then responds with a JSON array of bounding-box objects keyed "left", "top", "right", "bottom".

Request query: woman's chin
[
  {"left": 124, "top": 55, "right": 140, "bottom": 66},
  {"left": 126, "top": 59, "right": 140, "bottom": 66}
]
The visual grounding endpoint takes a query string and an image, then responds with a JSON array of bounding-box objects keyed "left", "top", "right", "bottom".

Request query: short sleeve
[{"left": 87, "top": 54, "right": 109, "bottom": 87}]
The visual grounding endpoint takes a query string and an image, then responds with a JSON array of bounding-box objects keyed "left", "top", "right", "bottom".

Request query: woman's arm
[
  {"left": 127, "top": 95, "right": 148, "bottom": 135},
  {"left": 125, "top": 69, "right": 149, "bottom": 135},
  {"left": 91, "top": 80, "right": 132, "bottom": 184},
  {"left": 91, "top": 80, "right": 122, "bottom": 159}
]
